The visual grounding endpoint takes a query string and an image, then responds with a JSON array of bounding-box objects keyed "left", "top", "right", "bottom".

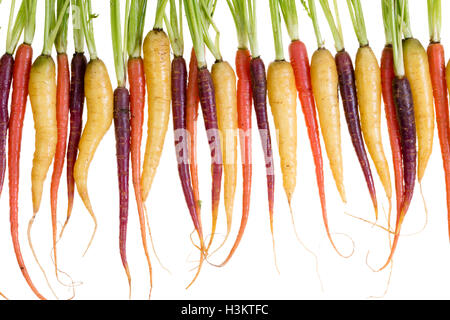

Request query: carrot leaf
[
  {"left": 278, "top": 0, "right": 299, "bottom": 42},
  {"left": 164, "top": 0, "right": 184, "bottom": 57},
  {"left": 154, "top": 0, "right": 168, "bottom": 30},
  {"left": 346, "top": 0, "right": 368, "bottom": 47},
  {"left": 6, "top": 0, "right": 26, "bottom": 55},
  {"left": 386, "top": 0, "right": 405, "bottom": 76},
  {"left": 127, "top": 0, "right": 147, "bottom": 58},
  {"left": 110, "top": 0, "right": 126, "bottom": 87},
  {"left": 246, "top": 0, "right": 259, "bottom": 58},
  {"left": 427, "top": 0, "right": 441, "bottom": 43},
  {"left": 55, "top": 0, "right": 70, "bottom": 53},
  {"left": 80, "top": 0, "right": 97, "bottom": 59},
  {"left": 303, "top": 0, "right": 323, "bottom": 48},
  {"left": 42, "top": 0, "right": 70, "bottom": 55},
  {"left": 269, "top": 0, "right": 284, "bottom": 60},
  {"left": 318, "top": 0, "right": 344, "bottom": 52},
  {"left": 72, "top": 0, "right": 85, "bottom": 53},
  {"left": 227, "top": 0, "right": 248, "bottom": 50}
]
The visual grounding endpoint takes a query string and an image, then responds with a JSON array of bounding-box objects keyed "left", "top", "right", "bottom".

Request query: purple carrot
[
  {"left": 172, "top": 56, "right": 203, "bottom": 237},
  {"left": 61, "top": 52, "right": 87, "bottom": 237},
  {"left": 250, "top": 57, "right": 275, "bottom": 233},
  {"left": 197, "top": 66, "right": 223, "bottom": 252},
  {"left": 0, "top": 53, "right": 14, "bottom": 196},
  {"left": 335, "top": 50, "right": 378, "bottom": 216},
  {"left": 113, "top": 86, "right": 131, "bottom": 287}
]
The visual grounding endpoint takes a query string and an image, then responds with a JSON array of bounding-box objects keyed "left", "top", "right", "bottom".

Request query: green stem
[
  {"left": 319, "top": 0, "right": 344, "bottom": 51},
  {"left": 164, "top": 0, "right": 183, "bottom": 57},
  {"left": 24, "top": 0, "right": 37, "bottom": 45},
  {"left": 381, "top": 0, "right": 392, "bottom": 44},
  {"left": 246, "top": 0, "right": 259, "bottom": 57},
  {"left": 269, "top": 0, "right": 284, "bottom": 60},
  {"left": 303, "top": 0, "right": 323, "bottom": 48},
  {"left": 184, "top": 0, "right": 206, "bottom": 67},
  {"left": 227, "top": 0, "right": 248, "bottom": 49},
  {"left": 111, "top": 0, "right": 125, "bottom": 87},
  {"left": 55, "top": 0, "right": 69, "bottom": 53},
  {"left": 154, "top": 0, "right": 168, "bottom": 30},
  {"left": 279, "top": 0, "right": 299, "bottom": 42},
  {"left": 6, "top": 0, "right": 17, "bottom": 51},
  {"left": 199, "top": 0, "right": 221, "bottom": 61},
  {"left": 389, "top": 0, "right": 404, "bottom": 76},
  {"left": 346, "top": 0, "right": 368, "bottom": 47},
  {"left": 127, "top": 0, "right": 147, "bottom": 58},
  {"left": 6, "top": 0, "right": 26, "bottom": 54},
  {"left": 43, "top": 0, "right": 70, "bottom": 55},
  {"left": 428, "top": 0, "right": 441, "bottom": 42},
  {"left": 80, "top": 0, "right": 97, "bottom": 59},
  {"left": 399, "top": 0, "right": 412, "bottom": 38},
  {"left": 43, "top": 0, "right": 56, "bottom": 54},
  {"left": 72, "top": 0, "right": 85, "bottom": 52}
]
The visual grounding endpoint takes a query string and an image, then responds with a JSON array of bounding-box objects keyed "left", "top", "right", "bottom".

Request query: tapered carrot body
[
  {"left": 113, "top": 87, "right": 131, "bottom": 287},
  {"left": 267, "top": 60, "right": 297, "bottom": 205},
  {"left": 403, "top": 39, "right": 434, "bottom": 182},
  {"left": 311, "top": 48, "right": 346, "bottom": 203},
  {"left": 211, "top": 61, "right": 238, "bottom": 240},
  {"left": 197, "top": 66, "right": 223, "bottom": 251},
  {"left": 63, "top": 52, "right": 87, "bottom": 235},
  {"left": 50, "top": 52, "right": 70, "bottom": 271},
  {"left": 74, "top": 58, "right": 113, "bottom": 253},
  {"left": 381, "top": 45, "right": 403, "bottom": 217},
  {"left": 29, "top": 55, "right": 57, "bottom": 215},
  {"left": 128, "top": 56, "right": 152, "bottom": 288},
  {"left": 335, "top": 50, "right": 378, "bottom": 217},
  {"left": 186, "top": 48, "right": 200, "bottom": 217},
  {"left": 0, "top": 53, "right": 13, "bottom": 197},
  {"left": 250, "top": 57, "right": 275, "bottom": 233},
  {"left": 141, "top": 29, "right": 171, "bottom": 202},
  {"left": 355, "top": 46, "right": 392, "bottom": 204},
  {"left": 9, "top": 43, "right": 45, "bottom": 300},
  {"left": 428, "top": 43, "right": 450, "bottom": 238}
]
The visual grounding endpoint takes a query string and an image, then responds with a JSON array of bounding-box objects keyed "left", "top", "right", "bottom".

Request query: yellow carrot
[
  {"left": 211, "top": 60, "right": 238, "bottom": 243},
  {"left": 311, "top": 48, "right": 346, "bottom": 202},
  {"left": 403, "top": 38, "right": 434, "bottom": 182},
  {"left": 140, "top": 29, "right": 171, "bottom": 202},
  {"left": 74, "top": 58, "right": 113, "bottom": 254},
  {"left": 267, "top": 60, "right": 297, "bottom": 206},
  {"left": 355, "top": 46, "right": 392, "bottom": 203}
]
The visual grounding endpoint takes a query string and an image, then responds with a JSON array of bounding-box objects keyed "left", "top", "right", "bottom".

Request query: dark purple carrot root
[
  {"left": 172, "top": 56, "right": 202, "bottom": 236},
  {"left": 250, "top": 57, "right": 275, "bottom": 225},
  {"left": 393, "top": 76, "right": 416, "bottom": 216},
  {"left": 0, "top": 53, "right": 14, "bottom": 196},
  {"left": 114, "top": 86, "right": 131, "bottom": 282},
  {"left": 335, "top": 50, "right": 378, "bottom": 216},
  {"left": 63, "top": 52, "right": 87, "bottom": 236}
]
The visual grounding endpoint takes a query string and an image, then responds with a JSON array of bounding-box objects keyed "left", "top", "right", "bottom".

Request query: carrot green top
[
  {"left": 42, "top": 0, "right": 70, "bottom": 56},
  {"left": 246, "top": 0, "right": 259, "bottom": 58},
  {"left": 200, "top": 0, "right": 222, "bottom": 62},
  {"left": 319, "top": 0, "right": 344, "bottom": 52},
  {"left": 268, "top": 0, "right": 284, "bottom": 61},
  {"left": 385, "top": 0, "right": 405, "bottom": 77},
  {"left": 301, "top": 0, "right": 324, "bottom": 49},
  {"left": 154, "top": 0, "right": 168, "bottom": 30},
  {"left": 23, "top": 0, "right": 37, "bottom": 45},
  {"left": 80, "top": 0, "right": 98, "bottom": 59},
  {"left": 381, "top": 0, "right": 392, "bottom": 44},
  {"left": 110, "top": 0, "right": 129, "bottom": 87},
  {"left": 55, "top": 0, "right": 70, "bottom": 53},
  {"left": 164, "top": 0, "right": 184, "bottom": 57},
  {"left": 346, "top": 0, "right": 368, "bottom": 47},
  {"left": 227, "top": 0, "right": 248, "bottom": 50},
  {"left": 427, "top": 0, "right": 441, "bottom": 43},
  {"left": 5, "top": 0, "right": 27, "bottom": 55},
  {"left": 278, "top": 0, "right": 299, "bottom": 42},
  {"left": 127, "top": 0, "right": 147, "bottom": 58}
]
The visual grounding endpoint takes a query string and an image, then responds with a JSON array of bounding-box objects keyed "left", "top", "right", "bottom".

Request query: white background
[{"left": 0, "top": 0, "right": 450, "bottom": 300}]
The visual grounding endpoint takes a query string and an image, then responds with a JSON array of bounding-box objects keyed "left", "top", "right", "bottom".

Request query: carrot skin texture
[
  {"left": 428, "top": 43, "right": 450, "bottom": 239},
  {"left": 186, "top": 48, "right": 201, "bottom": 218},
  {"left": 335, "top": 50, "right": 378, "bottom": 216},
  {"left": 50, "top": 53, "right": 70, "bottom": 270},
  {"left": 381, "top": 45, "right": 404, "bottom": 217},
  {"left": 113, "top": 87, "right": 131, "bottom": 283},
  {"left": 0, "top": 53, "right": 13, "bottom": 196},
  {"left": 250, "top": 57, "right": 275, "bottom": 230},
  {"left": 9, "top": 43, "right": 46, "bottom": 300},
  {"left": 64, "top": 52, "right": 87, "bottom": 232},
  {"left": 197, "top": 66, "right": 223, "bottom": 250},
  {"left": 311, "top": 48, "right": 346, "bottom": 203}
]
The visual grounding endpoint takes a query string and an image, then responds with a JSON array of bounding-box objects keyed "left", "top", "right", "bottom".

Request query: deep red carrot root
[
  {"left": 51, "top": 52, "right": 70, "bottom": 274},
  {"left": 113, "top": 87, "right": 132, "bottom": 289},
  {"left": 335, "top": 50, "right": 378, "bottom": 218},
  {"left": 428, "top": 43, "right": 450, "bottom": 239},
  {"left": 0, "top": 53, "right": 14, "bottom": 197},
  {"left": 250, "top": 57, "right": 276, "bottom": 250},
  {"left": 197, "top": 66, "right": 222, "bottom": 254},
  {"left": 9, "top": 43, "right": 45, "bottom": 300},
  {"left": 61, "top": 52, "right": 87, "bottom": 237},
  {"left": 186, "top": 48, "right": 201, "bottom": 219},
  {"left": 128, "top": 57, "right": 153, "bottom": 292},
  {"left": 381, "top": 45, "right": 404, "bottom": 222},
  {"left": 217, "top": 49, "right": 252, "bottom": 266},
  {"left": 378, "top": 76, "right": 416, "bottom": 271}
]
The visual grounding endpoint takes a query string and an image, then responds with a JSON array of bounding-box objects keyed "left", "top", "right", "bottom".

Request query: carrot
[
  {"left": 8, "top": 0, "right": 45, "bottom": 300},
  {"left": 74, "top": 0, "right": 114, "bottom": 254},
  {"left": 427, "top": 0, "right": 450, "bottom": 239},
  {"left": 61, "top": 0, "right": 87, "bottom": 237},
  {"left": 140, "top": 0, "right": 171, "bottom": 203},
  {"left": 319, "top": 0, "right": 378, "bottom": 217},
  {"left": 49, "top": 0, "right": 70, "bottom": 277},
  {"left": 127, "top": 0, "right": 153, "bottom": 297}
]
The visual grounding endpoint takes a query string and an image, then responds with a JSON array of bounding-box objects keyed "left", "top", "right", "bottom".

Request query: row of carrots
[{"left": 0, "top": 0, "right": 448, "bottom": 300}]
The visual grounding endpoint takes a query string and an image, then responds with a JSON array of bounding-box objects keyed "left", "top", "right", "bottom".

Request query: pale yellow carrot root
[
  {"left": 355, "top": 46, "right": 392, "bottom": 202},
  {"left": 311, "top": 48, "right": 346, "bottom": 203},
  {"left": 211, "top": 61, "right": 238, "bottom": 242},
  {"left": 403, "top": 38, "right": 434, "bottom": 182},
  {"left": 267, "top": 60, "right": 297, "bottom": 205},
  {"left": 140, "top": 29, "right": 171, "bottom": 202},
  {"left": 74, "top": 58, "right": 113, "bottom": 254}
]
